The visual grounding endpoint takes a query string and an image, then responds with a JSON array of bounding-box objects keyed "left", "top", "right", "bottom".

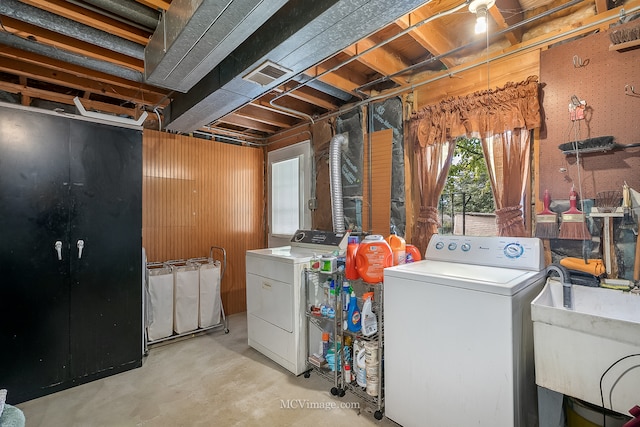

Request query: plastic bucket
[{"left": 565, "top": 397, "right": 628, "bottom": 427}]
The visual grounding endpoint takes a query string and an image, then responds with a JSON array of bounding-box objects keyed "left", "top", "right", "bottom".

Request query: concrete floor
[{"left": 18, "top": 312, "right": 400, "bottom": 427}]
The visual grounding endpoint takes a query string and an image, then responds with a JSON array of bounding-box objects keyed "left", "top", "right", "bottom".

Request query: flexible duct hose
[{"left": 329, "top": 133, "right": 346, "bottom": 232}]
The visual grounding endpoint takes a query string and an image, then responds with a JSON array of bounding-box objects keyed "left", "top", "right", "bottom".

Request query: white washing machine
[
  {"left": 384, "top": 235, "right": 546, "bottom": 427},
  {"left": 246, "top": 230, "right": 348, "bottom": 375}
]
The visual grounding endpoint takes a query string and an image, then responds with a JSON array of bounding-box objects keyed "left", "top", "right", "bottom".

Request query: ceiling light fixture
[{"left": 469, "top": 0, "right": 495, "bottom": 34}]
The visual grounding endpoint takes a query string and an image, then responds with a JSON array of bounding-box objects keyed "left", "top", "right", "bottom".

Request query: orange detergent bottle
[
  {"left": 345, "top": 236, "right": 360, "bottom": 280},
  {"left": 385, "top": 234, "right": 406, "bottom": 265},
  {"left": 355, "top": 235, "right": 392, "bottom": 284},
  {"left": 405, "top": 244, "right": 422, "bottom": 263}
]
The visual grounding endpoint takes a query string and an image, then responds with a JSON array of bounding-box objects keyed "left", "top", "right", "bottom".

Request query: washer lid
[
  {"left": 384, "top": 260, "right": 545, "bottom": 296},
  {"left": 246, "top": 246, "right": 330, "bottom": 263}
]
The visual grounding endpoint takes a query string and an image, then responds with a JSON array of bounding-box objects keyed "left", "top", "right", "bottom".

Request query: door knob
[
  {"left": 54, "top": 241, "right": 63, "bottom": 260},
  {"left": 77, "top": 240, "right": 85, "bottom": 259}
]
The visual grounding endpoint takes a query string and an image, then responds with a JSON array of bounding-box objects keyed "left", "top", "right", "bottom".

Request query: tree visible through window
[{"left": 439, "top": 137, "right": 495, "bottom": 234}]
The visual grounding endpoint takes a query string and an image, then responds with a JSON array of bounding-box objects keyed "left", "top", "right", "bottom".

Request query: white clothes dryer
[{"left": 246, "top": 230, "right": 348, "bottom": 375}]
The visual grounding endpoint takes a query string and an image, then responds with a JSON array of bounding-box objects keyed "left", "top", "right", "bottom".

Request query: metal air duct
[
  {"left": 0, "top": 0, "right": 144, "bottom": 60},
  {"left": 144, "top": 0, "right": 290, "bottom": 92},
  {"left": 329, "top": 133, "right": 347, "bottom": 233},
  {"left": 166, "top": 0, "right": 429, "bottom": 132},
  {"left": 80, "top": 0, "right": 160, "bottom": 30}
]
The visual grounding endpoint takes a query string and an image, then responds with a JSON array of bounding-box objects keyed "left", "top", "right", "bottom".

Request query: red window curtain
[
  {"left": 408, "top": 76, "right": 541, "bottom": 251},
  {"left": 480, "top": 129, "right": 532, "bottom": 237}
]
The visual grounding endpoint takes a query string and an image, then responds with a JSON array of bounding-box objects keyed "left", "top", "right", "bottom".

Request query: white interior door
[{"left": 268, "top": 141, "right": 311, "bottom": 248}]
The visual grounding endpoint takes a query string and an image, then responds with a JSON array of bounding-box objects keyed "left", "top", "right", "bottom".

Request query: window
[
  {"left": 271, "top": 157, "right": 300, "bottom": 235},
  {"left": 268, "top": 142, "right": 311, "bottom": 247}
]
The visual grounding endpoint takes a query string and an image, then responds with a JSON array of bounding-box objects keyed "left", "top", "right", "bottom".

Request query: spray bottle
[
  {"left": 361, "top": 291, "right": 377, "bottom": 336},
  {"left": 327, "top": 280, "right": 336, "bottom": 319},
  {"left": 321, "top": 278, "right": 330, "bottom": 317},
  {"left": 347, "top": 291, "right": 361, "bottom": 333}
]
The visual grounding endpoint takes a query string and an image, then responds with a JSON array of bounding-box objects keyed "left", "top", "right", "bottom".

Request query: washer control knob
[
  {"left": 461, "top": 243, "right": 471, "bottom": 252},
  {"left": 448, "top": 242, "right": 457, "bottom": 251},
  {"left": 435, "top": 241, "right": 445, "bottom": 250},
  {"left": 504, "top": 242, "right": 524, "bottom": 258}
]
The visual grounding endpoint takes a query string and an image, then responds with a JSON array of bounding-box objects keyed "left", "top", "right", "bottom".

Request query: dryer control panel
[
  {"left": 426, "top": 235, "right": 544, "bottom": 271},
  {"left": 290, "top": 229, "right": 350, "bottom": 252}
]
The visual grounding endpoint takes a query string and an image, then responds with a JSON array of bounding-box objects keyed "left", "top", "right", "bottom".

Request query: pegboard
[{"left": 539, "top": 20, "right": 640, "bottom": 202}]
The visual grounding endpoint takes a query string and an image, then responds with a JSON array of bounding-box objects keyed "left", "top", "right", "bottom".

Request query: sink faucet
[{"left": 546, "top": 264, "right": 573, "bottom": 309}]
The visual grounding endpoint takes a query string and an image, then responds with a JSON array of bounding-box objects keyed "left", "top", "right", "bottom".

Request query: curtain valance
[{"left": 409, "top": 75, "right": 540, "bottom": 148}]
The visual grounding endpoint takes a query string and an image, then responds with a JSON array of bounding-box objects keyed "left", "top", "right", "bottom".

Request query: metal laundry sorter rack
[{"left": 145, "top": 245, "right": 229, "bottom": 348}]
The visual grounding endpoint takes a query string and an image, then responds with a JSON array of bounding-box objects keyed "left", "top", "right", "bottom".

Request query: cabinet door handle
[
  {"left": 77, "top": 240, "right": 85, "bottom": 259},
  {"left": 54, "top": 241, "right": 63, "bottom": 260}
]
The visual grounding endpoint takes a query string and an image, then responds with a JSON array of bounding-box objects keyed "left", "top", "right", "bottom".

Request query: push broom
[
  {"left": 535, "top": 189, "right": 559, "bottom": 239},
  {"left": 558, "top": 186, "right": 591, "bottom": 240}
]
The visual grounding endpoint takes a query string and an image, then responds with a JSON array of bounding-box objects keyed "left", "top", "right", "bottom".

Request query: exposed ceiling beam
[
  {"left": 201, "top": 124, "right": 266, "bottom": 143},
  {"left": 217, "top": 115, "right": 280, "bottom": 134},
  {"left": 257, "top": 92, "right": 321, "bottom": 118},
  {"left": 0, "top": 30, "right": 144, "bottom": 82},
  {"left": 274, "top": 85, "right": 338, "bottom": 111},
  {"left": 0, "top": 46, "right": 168, "bottom": 105},
  {"left": 82, "top": 0, "right": 160, "bottom": 31},
  {"left": 1, "top": 17, "right": 144, "bottom": 71},
  {"left": 395, "top": 7, "right": 458, "bottom": 69},
  {"left": 0, "top": 57, "right": 163, "bottom": 107},
  {"left": 594, "top": 0, "right": 608, "bottom": 13},
  {"left": 1, "top": 0, "right": 145, "bottom": 61},
  {"left": 489, "top": 4, "right": 522, "bottom": 45},
  {"left": 342, "top": 37, "right": 410, "bottom": 85},
  {"left": 304, "top": 64, "right": 362, "bottom": 95},
  {"left": 17, "top": 76, "right": 29, "bottom": 105},
  {"left": 135, "top": 0, "right": 171, "bottom": 12},
  {"left": 233, "top": 104, "right": 298, "bottom": 128},
  {"left": 0, "top": 80, "right": 143, "bottom": 117},
  {"left": 20, "top": 0, "right": 151, "bottom": 45},
  {"left": 248, "top": 98, "right": 305, "bottom": 120}
]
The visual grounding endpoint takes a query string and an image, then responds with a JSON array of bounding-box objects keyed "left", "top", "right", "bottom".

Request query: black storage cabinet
[{"left": 0, "top": 105, "right": 143, "bottom": 404}]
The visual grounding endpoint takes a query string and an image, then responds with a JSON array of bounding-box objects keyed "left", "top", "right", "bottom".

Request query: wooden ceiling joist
[
  {"left": 1, "top": 17, "right": 144, "bottom": 71},
  {"left": 234, "top": 104, "right": 298, "bottom": 128},
  {"left": 305, "top": 64, "right": 362, "bottom": 95},
  {"left": 342, "top": 37, "right": 411, "bottom": 85},
  {"left": 488, "top": 5, "right": 522, "bottom": 45},
  {"left": 247, "top": 99, "right": 303, "bottom": 120},
  {"left": 273, "top": 85, "right": 337, "bottom": 111},
  {"left": 217, "top": 115, "right": 280, "bottom": 134},
  {"left": 0, "top": 57, "right": 158, "bottom": 107},
  {"left": 0, "top": 47, "right": 168, "bottom": 105},
  {"left": 255, "top": 93, "right": 319, "bottom": 118},
  {"left": 395, "top": 10, "right": 458, "bottom": 68},
  {"left": 21, "top": 0, "right": 151, "bottom": 45},
  {"left": 135, "top": 0, "right": 171, "bottom": 12},
  {"left": 0, "top": 80, "right": 142, "bottom": 117}
]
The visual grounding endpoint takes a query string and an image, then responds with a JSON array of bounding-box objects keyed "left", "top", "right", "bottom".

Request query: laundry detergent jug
[
  {"left": 355, "top": 235, "right": 392, "bottom": 284},
  {"left": 385, "top": 234, "right": 406, "bottom": 265}
]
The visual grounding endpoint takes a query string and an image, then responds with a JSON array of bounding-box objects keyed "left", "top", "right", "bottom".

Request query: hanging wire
[{"left": 572, "top": 54, "right": 587, "bottom": 68}]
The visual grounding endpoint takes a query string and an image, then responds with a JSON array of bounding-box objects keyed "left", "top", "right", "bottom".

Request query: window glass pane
[{"left": 271, "top": 157, "right": 299, "bottom": 235}]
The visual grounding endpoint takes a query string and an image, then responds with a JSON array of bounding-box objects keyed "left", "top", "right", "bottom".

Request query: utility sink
[{"left": 531, "top": 279, "right": 640, "bottom": 414}]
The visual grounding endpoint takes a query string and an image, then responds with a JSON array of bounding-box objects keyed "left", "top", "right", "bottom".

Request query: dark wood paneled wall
[{"left": 142, "top": 130, "right": 265, "bottom": 314}]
